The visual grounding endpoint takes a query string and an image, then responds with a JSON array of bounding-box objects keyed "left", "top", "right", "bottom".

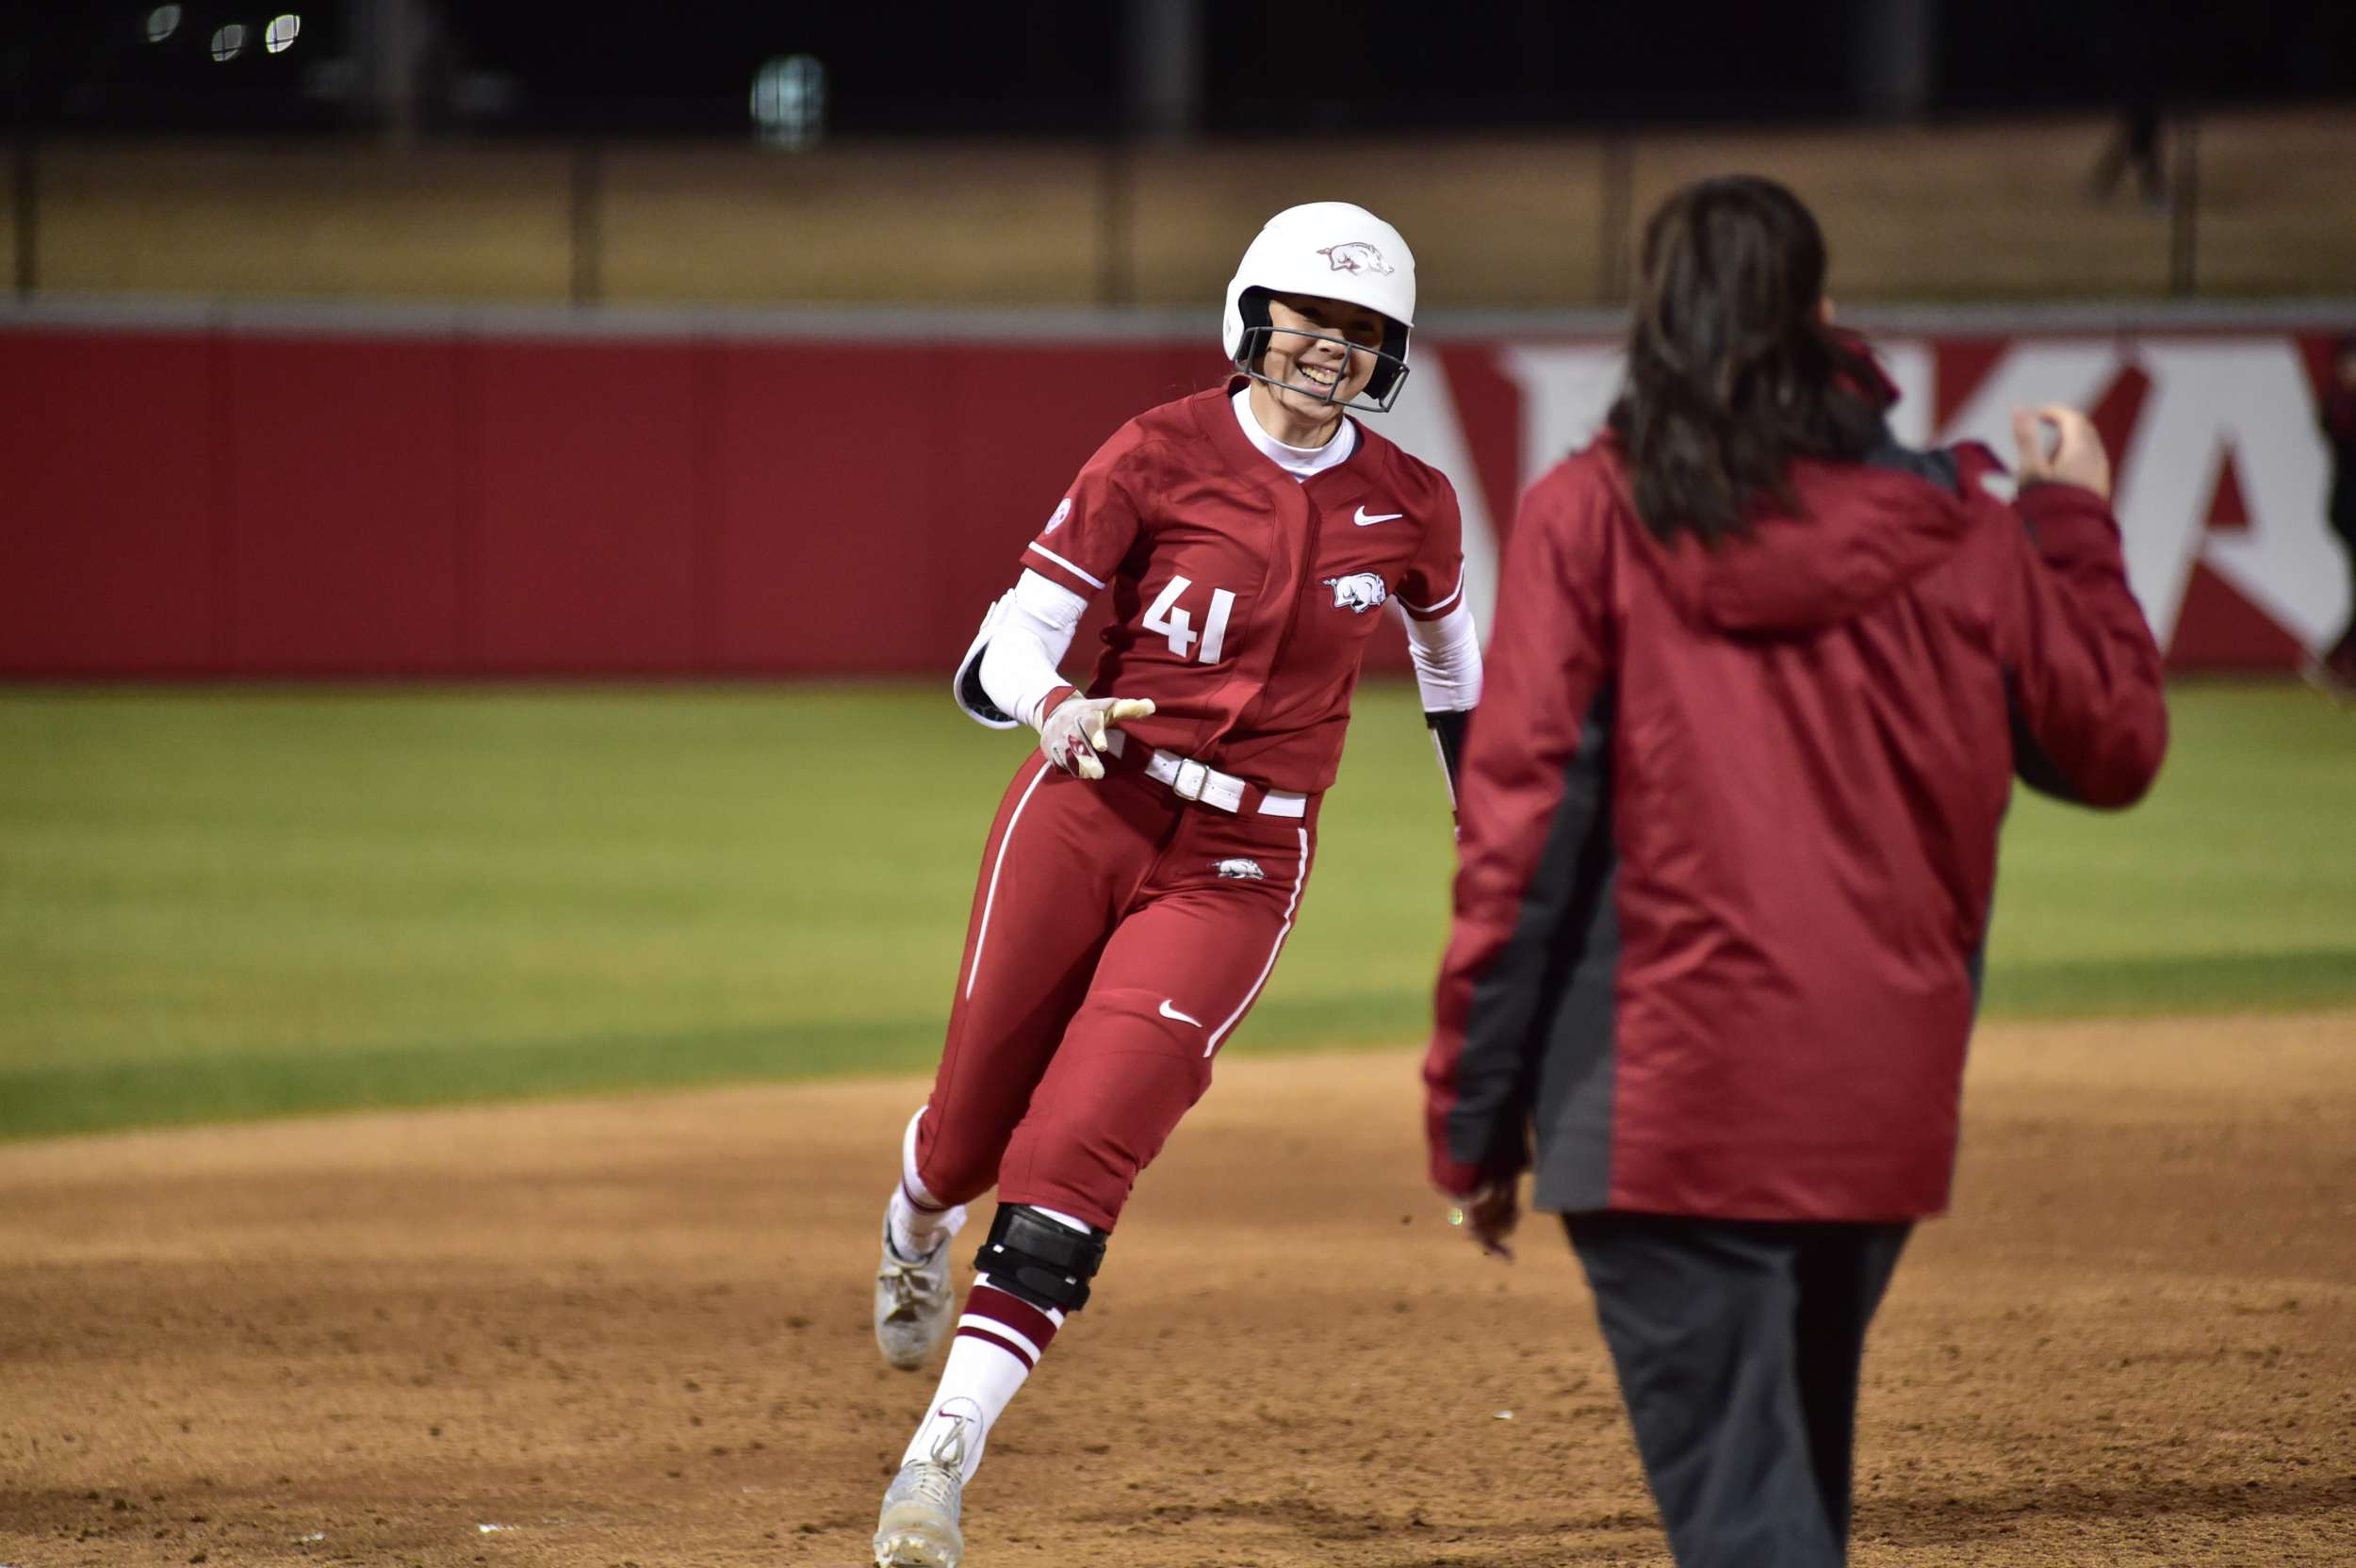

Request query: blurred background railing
[{"left": 11, "top": 107, "right": 2356, "bottom": 307}]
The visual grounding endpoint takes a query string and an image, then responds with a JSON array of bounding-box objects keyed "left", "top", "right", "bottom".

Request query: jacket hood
[{"left": 1631, "top": 444, "right": 1992, "bottom": 636}]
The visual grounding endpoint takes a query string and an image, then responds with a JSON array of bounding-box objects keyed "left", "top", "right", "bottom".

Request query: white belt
[{"left": 1103, "top": 732, "right": 1307, "bottom": 818}]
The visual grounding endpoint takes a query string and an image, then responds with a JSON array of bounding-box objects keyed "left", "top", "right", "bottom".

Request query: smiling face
[{"left": 1251, "top": 292, "right": 1387, "bottom": 440}]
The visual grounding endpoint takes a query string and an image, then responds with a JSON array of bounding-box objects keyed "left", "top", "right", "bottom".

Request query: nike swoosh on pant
[{"left": 1158, "top": 1000, "right": 1203, "bottom": 1027}]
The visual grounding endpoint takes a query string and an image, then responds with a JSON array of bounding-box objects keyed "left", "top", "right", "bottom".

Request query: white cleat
[
  {"left": 874, "top": 1454, "right": 966, "bottom": 1568},
  {"left": 874, "top": 1208, "right": 965, "bottom": 1370}
]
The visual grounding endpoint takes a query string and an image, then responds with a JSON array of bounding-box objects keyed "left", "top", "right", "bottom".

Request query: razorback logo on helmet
[
  {"left": 1317, "top": 241, "right": 1394, "bottom": 276},
  {"left": 1323, "top": 572, "right": 1388, "bottom": 613}
]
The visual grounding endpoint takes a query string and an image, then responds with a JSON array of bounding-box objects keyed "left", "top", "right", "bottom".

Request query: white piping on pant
[
  {"left": 964, "top": 760, "right": 1052, "bottom": 1002},
  {"left": 900, "top": 1104, "right": 948, "bottom": 1209},
  {"left": 1206, "top": 825, "right": 1310, "bottom": 1057}
]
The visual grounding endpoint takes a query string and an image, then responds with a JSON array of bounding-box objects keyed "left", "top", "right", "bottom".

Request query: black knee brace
[{"left": 973, "top": 1204, "right": 1107, "bottom": 1314}]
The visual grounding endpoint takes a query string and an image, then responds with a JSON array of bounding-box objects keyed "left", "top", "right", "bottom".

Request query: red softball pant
[{"left": 912, "top": 754, "right": 1318, "bottom": 1233}]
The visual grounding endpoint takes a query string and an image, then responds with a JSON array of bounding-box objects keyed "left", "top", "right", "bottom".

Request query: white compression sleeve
[
  {"left": 1400, "top": 598, "right": 1483, "bottom": 712},
  {"left": 979, "top": 569, "right": 1088, "bottom": 730}
]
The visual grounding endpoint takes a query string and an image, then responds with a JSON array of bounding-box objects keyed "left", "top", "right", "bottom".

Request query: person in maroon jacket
[{"left": 1421, "top": 175, "right": 2168, "bottom": 1568}]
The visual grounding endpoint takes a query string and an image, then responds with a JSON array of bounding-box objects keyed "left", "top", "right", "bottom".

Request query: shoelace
[
  {"left": 880, "top": 1241, "right": 945, "bottom": 1315},
  {"left": 926, "top": 1409, "right": 972, "bottom": 1476},
  {"left": 903, "top": 1462, "right": 960, "bottom": 1510}
]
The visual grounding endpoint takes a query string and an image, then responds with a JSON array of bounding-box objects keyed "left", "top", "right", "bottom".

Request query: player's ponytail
[{"left": 1606, "top": 174, "right": 1890, "bottom": 549}]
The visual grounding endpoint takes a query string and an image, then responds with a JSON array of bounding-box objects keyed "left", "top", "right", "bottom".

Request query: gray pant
[{"left": 1565, "top": 1212, "right": 1911, "bottom": 1568}]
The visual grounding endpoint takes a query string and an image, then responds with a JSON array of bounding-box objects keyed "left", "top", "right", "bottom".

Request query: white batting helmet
[{"left": 1221, "top": 202, "right": 1416, "bottom": 412}]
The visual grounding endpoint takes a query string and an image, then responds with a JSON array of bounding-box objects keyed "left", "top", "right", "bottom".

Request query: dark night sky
[{"left": 7, "top": 0, "right": 2352, "bottom": 136}]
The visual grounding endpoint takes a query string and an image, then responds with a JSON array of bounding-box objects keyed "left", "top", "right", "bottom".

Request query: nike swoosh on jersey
[
  {"left": 1353, "top": 507, "right": 1405, "bottom": 526},
  {"left": 1158, "top": 1000, "right": 1203, "bottom": 1027}
]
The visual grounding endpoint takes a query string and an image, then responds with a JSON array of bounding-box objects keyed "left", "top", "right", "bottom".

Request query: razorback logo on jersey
[
  {"left": 1317, "top": 242, "right": 1394, "bottom": 276},
  {"left": 1323, "top": 572, "right": 1388, "bottom": 613},
  {"left": 1042, "top": 497, "right": 1072, "bottom": 534}
]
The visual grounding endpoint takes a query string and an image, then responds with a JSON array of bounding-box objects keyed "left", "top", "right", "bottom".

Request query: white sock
[
  {"left": 899, "top": 1278, "right": 1064, "bottom": 1484},
  {"left": 889, "top": 1106, "right": 964, "bottom": 1260},
  {"left": 888, "top": 1184, "right": 965, "bottom": 1261}
]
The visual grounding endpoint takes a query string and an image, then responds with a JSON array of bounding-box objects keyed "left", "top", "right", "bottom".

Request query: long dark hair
[{"left": 1606, "top": 175, "right": 1891, "bottom": 547}]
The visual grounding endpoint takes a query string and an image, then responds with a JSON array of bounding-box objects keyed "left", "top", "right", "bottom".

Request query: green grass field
[{"left": 2, "top": 681, "right": 2350, "bottom": 1141}]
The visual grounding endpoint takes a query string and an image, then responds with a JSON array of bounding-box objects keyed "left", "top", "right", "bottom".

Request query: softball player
[{"left": 867, "top": 202, "right": 1482, "bottom": 1568}]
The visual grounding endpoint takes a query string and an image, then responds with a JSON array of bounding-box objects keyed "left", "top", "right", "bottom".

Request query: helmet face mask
[
  {"left": 1223, "top": 203, "right": 1416, "bottom": 415},
  {"left": 1232, "top": 295, "right": 1412, "bottom": 415}
]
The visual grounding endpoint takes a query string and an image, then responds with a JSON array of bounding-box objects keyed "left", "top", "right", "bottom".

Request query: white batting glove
[{"left": 1039, "top": 694, "right": 1156, "bottom": 779}]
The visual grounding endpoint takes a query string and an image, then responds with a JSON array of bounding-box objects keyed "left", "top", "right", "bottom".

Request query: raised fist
[{"left": 2011, "top": 405, "right": 2113, "bottom": 501}]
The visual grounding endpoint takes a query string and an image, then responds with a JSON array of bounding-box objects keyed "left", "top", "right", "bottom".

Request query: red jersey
[{"left": 1019, "top": 383, "right": 1464, "bottom": 794}]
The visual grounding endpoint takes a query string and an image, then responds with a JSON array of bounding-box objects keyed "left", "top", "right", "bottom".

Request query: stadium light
[
  {"left": 751, "top": 55, "right": 826, "bottom": 149},
  {"left": 144, "top": 6, "right": 182, "bottom": 44},
  {"left": 209, "top": 24, "right": 248, "bottom": 61},
  {"left": 266, "top": 14, "right": 303, "bottom": 54}
]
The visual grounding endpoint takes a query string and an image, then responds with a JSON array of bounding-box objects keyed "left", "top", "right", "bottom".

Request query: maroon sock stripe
[
  {"left": 956, "top": 1324, "right": 1036, "bottom": 1371},
  {"left": 966, "top": 1283, "right": 1060, "bottom": 1350},
  {"left": 901, "top": 1179, "right": 949, "bottom": 1215}
]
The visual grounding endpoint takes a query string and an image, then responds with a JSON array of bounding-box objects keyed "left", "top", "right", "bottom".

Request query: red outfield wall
[{"left": 1, "top": 315, "right": 2347, "bottom": 677}]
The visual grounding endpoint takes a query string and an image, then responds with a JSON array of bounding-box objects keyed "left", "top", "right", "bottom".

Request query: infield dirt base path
[{"left": 3, "top": 1011, "right": 2352, "bottom": 1568}]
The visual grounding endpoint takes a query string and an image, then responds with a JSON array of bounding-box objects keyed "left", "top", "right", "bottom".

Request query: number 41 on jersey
[{"left": 1143, "top": 577, "right": 1235, "bottom": 664}]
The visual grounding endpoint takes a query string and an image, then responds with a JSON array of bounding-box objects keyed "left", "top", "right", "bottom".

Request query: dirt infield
[{"left": 2, "top": 1011, "right": 2351, "bottom": 1568}]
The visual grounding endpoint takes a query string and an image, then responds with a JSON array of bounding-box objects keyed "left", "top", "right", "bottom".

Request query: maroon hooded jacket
[{"left": 1423, "top": 435, "right": 2168, "bottom": 1222}]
